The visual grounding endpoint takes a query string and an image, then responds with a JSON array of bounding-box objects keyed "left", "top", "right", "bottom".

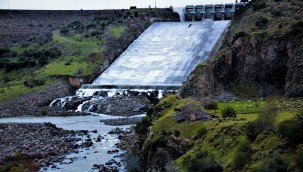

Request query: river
[
  {"left": 0, "top": 17, "right": 231, "bottom": 172},
  {"left": 0, "top": 115, "right": 133, "bottom": 171}
]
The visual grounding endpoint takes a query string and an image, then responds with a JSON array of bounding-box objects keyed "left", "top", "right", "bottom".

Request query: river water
[
  {"left": 0, "top": 115, "right": 133, "bottom": 172},
  {"left": 0, "top": 20, "right": 230, "bottom": 171}
]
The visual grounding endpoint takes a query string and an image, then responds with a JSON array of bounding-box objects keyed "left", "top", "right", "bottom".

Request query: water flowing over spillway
[
  {"left": 92, "top": 21, "right": 230, "bottom": 87},
  {"left": 0, "top": 21, "right": 231, "bottom": 172}
]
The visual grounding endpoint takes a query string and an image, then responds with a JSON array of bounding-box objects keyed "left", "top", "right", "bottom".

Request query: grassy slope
[
  {"left": 144, "top": 95, "right": 301, "bottom": 171},
  {"left": 0, "top": 14, "right": 126, "bottom": 100}
]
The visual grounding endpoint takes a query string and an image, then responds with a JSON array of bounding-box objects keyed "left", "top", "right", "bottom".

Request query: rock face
[
  {"left": 180, "top": 1, "right": 303, "bottom": 99},
  {"left": 174, "top": 110, "right": 211, "bottom": 122}
]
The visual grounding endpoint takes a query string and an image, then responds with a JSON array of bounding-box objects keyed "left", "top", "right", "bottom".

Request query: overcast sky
[{"left": 0, "top": 0, "right": 236, "bottom": 10}]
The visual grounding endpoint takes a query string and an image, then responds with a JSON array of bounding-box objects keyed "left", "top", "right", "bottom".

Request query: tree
[{"left": 222, "top": 106, "right": 236, "bottom": 118}]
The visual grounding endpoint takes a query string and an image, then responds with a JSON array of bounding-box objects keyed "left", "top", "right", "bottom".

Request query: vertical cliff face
[{"left": 180, "top": 0, "right": 303, "bottom": 99}]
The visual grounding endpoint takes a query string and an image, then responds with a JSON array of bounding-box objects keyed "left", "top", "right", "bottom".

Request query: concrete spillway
[{"left": 90, "top": 21, "right": 230, "bottom": 89}]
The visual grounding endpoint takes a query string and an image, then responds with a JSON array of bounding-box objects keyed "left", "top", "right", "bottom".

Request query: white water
[
  {"left": 93, "top": 21, "right": 230, "bottom": 86},
  {"left": 0, "top": 21, "right": 231, "bottom": 171}
]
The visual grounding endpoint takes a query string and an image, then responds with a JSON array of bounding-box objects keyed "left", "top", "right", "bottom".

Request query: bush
[
  {"left": 203, "top": 100, "right": 218, "bottom": 110},
  {"left": 135, "top": 117, "right": 151, "bottom": 136},
  {"left": 125, "top": 153, "right": 143, "bottom": 172},
  {"left": 246, "top": 104, "right": 278, "bottom": 141},
  {"left": 271, "top": 9, "right": 283, "bottom": 17},
  {"left": 289, "top": 21, "right": 303, "bottom": 37},
  {"left": 195, "top": 127, "right": 208, "bottom": 139},
  {"left": 267, "top": 154, "right": 288, "bottom": 172},
  {"left": 151, "top": 136, "right": 167, "bottom": 151},
  {"left": 188, "top": 150, "right": 223, "bottom": 172},
  {"left": 222, "top": 106, "right": 236, "bottom": 118},
  {"left": 174, "top": 130, "right": 181, "bottom": 137},
  {"left": 24, "top": 79, "right": 46, "bottom": 88},
  {"left": 134, "top": 11, "right": 139, "bottom": 17},
  {"left": 295, "top": 144, "right": 303, "bottom": 170},
  {"left": 233, "top": 141, "right": 252, "bottom": 168},
  {"left": 0, "top": 47, "right": 10, "bottom": 56},
  {"left": 245, "top": 121, "right": 258, "bottom": 141},
  {"left": 277, "top": 112, "right": 303, "bottom": 146},
  {"left": 255, "top": 17, "right": 268, "bottom": 28},
  {"left": 233, "top": 31, "right": 248, "bottom": 42},
  {"left": 253, "top": 2, "right": 266, "bottom": 11}
]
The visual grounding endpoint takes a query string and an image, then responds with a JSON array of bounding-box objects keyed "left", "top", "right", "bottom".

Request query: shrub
[
  {"left": 24, "top": 79, "right": 46, "bottom": 88},
  {"left": 60, "top": 27, "right": 68, "bottom": 34},
  {"left": 246, "top": 104, "right": 278, "bottom": 141},
  {"left": 245, "top": 121, "right": 259, "bottom": 141},
  {"left": 0, "top": 47, "right": 10, "bottom": 56},
  {"left": 188, "top": 150, "right": 223, "bottom": 172},
  {"left": 295, "top": 144, "right": 303, "bottom": 170},
  {"left": 267, "top": 154, "right": 288, "bottom": 172},
  {"left": 253, "top": 2, "right": 266, "bottom": 11},
  {"left": 277, "top": 112, "right": 303, "bottom": 146},
  {"left": 174, "top": 130, "right": 181, "bottom": 137},
  {"left": 39, "top": 109, "right": 48, "bottom": 116},
  {"left": 151, "top": 136, "right": 167, "bottom": 151},
  {"left": 195, "top": 127, "right": 208, "bottom": 139},
  {"left": 233, "top": 31, "right": 248, "bottom": 42},
  {"left": 255, "top": 17, "right": 268, "bottom": 28},
  {"left": 125, "top": 153, "right": 143, "bottom": 172},
  {"left": 135, "top": 117, "right": 151, "bottom": 136},
  {"left": 289, "top": 21, "right": 303, "bottom": 37},
  {"left": 233, "top": 141, "right": 252, "bottom": 168},
  {"left": 201, "top": 98, "right": 218, "bottom": 110},
  {"left": 271, "top": 9, "right": 283, "bottom": 17},
  {"left": 222, "top": 106, "right": 236, "bottom": 118}
]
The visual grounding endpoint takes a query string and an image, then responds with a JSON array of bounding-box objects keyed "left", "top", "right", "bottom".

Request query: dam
[{"left": 84, "top": 21, "right": 230, "bottom": 91}]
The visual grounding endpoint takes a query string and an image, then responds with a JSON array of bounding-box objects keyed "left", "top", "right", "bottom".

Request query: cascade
[{"left": 50, "top": 21, "right": 231, "bottom": 114}]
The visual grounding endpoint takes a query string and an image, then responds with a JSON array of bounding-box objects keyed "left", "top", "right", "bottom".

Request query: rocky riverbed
[{"left": 0, "top": 122, "right": 90, "bottom": 171}]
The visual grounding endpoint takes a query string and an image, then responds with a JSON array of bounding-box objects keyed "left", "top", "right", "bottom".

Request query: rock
[
  {"left": 174, "top": 110, "right": 211, "bottom": 123},
  {"left": 0, "top": 123, "right": 86, "bottom": 166},
  {"left": 166, "top": 135, "right": 193, "bottom": 159}
]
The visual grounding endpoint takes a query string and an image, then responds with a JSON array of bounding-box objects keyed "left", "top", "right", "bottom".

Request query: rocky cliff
[{"left": 180, "top": 0, "right": 303, "bottom": 99}]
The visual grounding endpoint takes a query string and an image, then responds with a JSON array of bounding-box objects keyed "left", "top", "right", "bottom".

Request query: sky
[{"left": 0, "top": 0, "right": 236, "bottom": 10}]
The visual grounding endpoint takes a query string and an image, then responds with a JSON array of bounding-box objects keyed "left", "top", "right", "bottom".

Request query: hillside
[
  {"left": 180, "top": 0, "right": 303, "bottom": 99},
  {"left": 133, "top": 95, "right": 303, "bottom": 171},
  {"left": 132, "top": 1, "right": 303, "bottom": 171},
  {"left": 0, "top": 8, "right": 179, "bottom": 116}
]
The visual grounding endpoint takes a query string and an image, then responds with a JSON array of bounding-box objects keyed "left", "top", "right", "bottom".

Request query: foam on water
[{"left": 92, "top": 21, "right": 230, "bottom": 86}]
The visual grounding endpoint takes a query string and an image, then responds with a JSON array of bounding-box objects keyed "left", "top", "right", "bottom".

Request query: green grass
[
  {"left": 144, "top": 95, "right": 303, "bottom": 171},
  {"left": 108, "top": 26, "right": 125, "bottom": 38},
  {"left": 52, "top": 30, "right": 73, "bottom": 43},
  {"left": 0, "top": 80, "right": 54, "bottom": 101},
  {"left": 32, "top": 30, "right": 104, "bottom": 76},
  {"left": 37, "top": 61, "right": 92, "bottom": 76}
]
